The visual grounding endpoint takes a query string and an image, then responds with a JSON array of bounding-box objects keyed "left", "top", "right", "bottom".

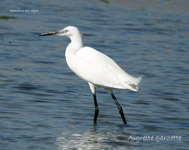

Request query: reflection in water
[{"left": 56, "top": 125, "right": 130, "bottom": 150}]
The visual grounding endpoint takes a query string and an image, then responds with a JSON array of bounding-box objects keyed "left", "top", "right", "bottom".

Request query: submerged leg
[
  {"left": 88, "top": 83, "right": 99, "bottom": 124},
  {"left": 93, "top": 94, "right": 99, "bottom": 124},
  {"left": 111, "top": 93, "right": 127, "bottom": 124}
]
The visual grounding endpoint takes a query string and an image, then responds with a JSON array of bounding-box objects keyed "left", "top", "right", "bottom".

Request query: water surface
[{"left": 0, "top": 0, "right": 189, "bottom": 150}]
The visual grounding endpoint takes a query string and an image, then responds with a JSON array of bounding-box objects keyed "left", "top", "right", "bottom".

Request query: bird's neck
[
  {"left": 65, "top": 34, "right": 83, "bottom": 60},
  {"left": 65, "top": 34, "right": 83, "bottom": 74},
  {"left": 69, "top": 34, "right": 83, "bottom": 52}
]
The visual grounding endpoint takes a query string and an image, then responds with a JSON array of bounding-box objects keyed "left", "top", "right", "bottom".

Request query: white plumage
[
  {"left": 40, "top": 26, "right": 142, "bottom": 124},
  {"left": 73, "top": 46, "right": 141, "bottom": 91}
]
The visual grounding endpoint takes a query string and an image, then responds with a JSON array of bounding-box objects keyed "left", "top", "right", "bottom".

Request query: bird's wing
[{"left": 76, "top": 47, "right": 141, "bottom": 91}]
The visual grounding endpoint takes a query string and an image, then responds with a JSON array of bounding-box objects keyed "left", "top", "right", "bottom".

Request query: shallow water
[{"left": 0, "top": 0, "right": 189, "bottom": 150}]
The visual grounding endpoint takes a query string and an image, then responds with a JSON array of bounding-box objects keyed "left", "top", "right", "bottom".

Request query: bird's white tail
[{"left": 127, "top": 75, "right": 143, "bottom": 92}]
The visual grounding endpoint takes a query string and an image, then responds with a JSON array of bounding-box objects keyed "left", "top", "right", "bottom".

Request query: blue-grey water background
[{"left": 0, "top": 0, "right": 189, "bottom": 150}]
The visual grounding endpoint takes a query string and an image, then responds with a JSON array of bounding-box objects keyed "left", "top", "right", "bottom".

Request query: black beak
[{"left": 39, "top": 31, "right": 58, "bottom": 36}]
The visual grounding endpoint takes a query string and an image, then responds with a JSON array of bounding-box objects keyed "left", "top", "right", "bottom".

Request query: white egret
[{"left": 40, "top": 26, "right": 142, "bottom": 124}]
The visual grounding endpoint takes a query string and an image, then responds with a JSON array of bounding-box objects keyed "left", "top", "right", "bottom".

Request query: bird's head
[{"left": 40, "top": 26, "right": 80, "bottom": 38}]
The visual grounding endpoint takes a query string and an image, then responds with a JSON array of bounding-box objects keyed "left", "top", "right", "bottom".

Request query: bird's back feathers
[{"left": 75, "top": 47, "right": 142, "bottom": 91}]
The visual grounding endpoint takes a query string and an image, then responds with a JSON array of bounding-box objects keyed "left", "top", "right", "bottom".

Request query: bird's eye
[{"left": 64, "top": 30, "right": 69, "bottom": 33}]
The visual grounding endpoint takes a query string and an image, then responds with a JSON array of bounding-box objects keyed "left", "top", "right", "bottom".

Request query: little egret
[{"left": 40, "top": 26, "right": 142, "bottom": 124}]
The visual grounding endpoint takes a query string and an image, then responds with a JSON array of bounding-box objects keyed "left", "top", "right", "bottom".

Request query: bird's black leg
[
  {"left": 93, "top": 94, "right": 99, "bottom": 124},
  {"left": 111, "top": 93, "right": 127, "bottom": 124}
]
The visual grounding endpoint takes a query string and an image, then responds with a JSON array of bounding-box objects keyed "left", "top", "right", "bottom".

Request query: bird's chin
[{"left": 56, "top": 33, "right": 66, "bottom": 36}]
